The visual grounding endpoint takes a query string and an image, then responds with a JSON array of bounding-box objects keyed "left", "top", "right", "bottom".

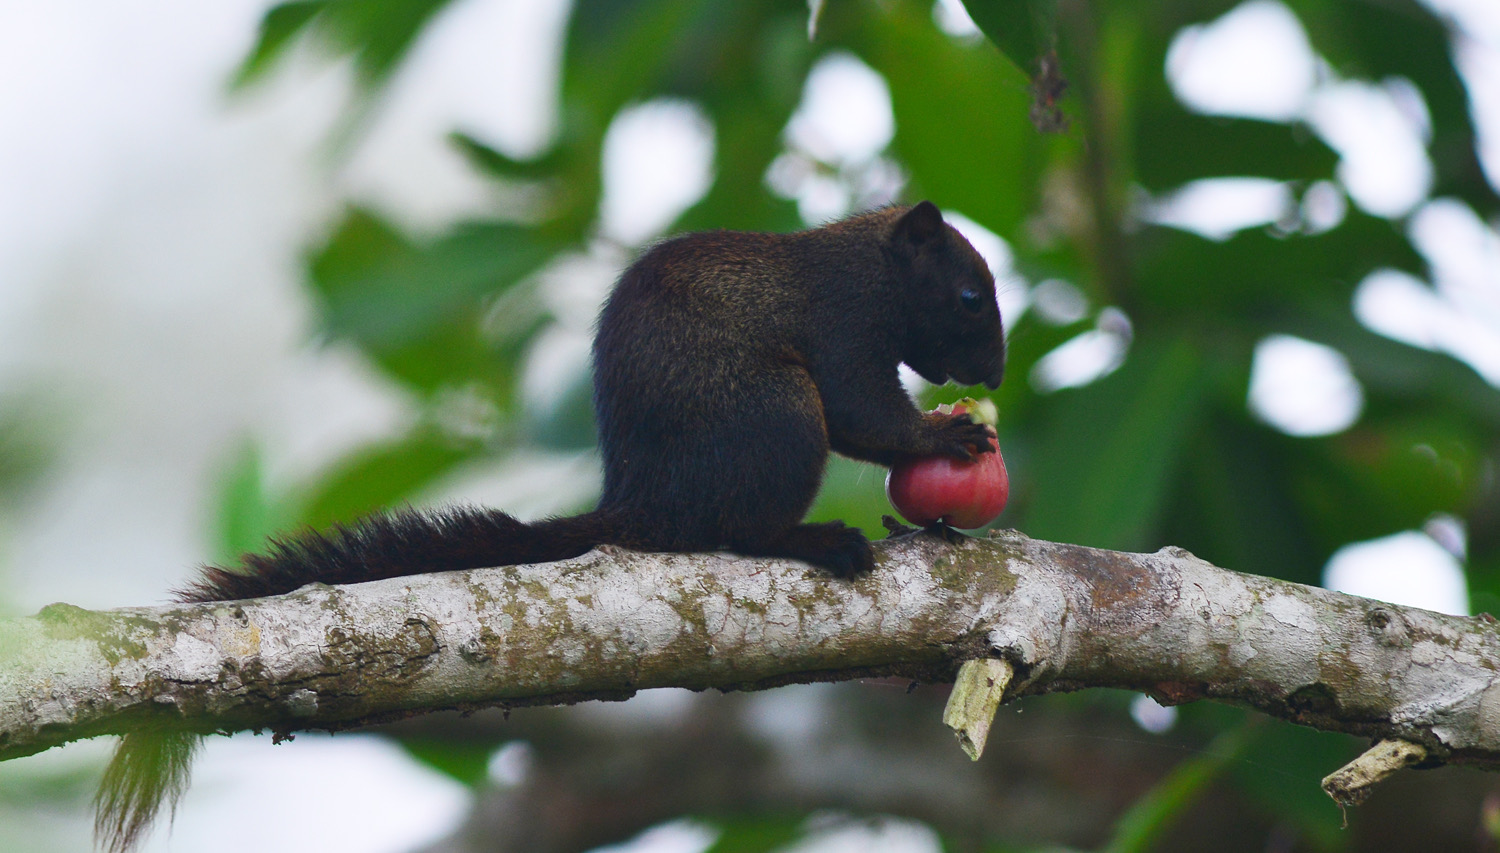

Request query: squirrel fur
[{"left": 95, "top": 200, "right": 1005, "bottom": 851}]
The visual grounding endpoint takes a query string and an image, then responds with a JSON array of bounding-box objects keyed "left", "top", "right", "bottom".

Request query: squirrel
[{"left": 94, "top": 200, "right": 1005, "bottom": 852}]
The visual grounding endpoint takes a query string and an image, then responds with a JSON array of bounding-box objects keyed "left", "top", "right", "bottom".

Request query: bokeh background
[{"left": 1, "top": 0, "right": 1498, "bottom": 850}]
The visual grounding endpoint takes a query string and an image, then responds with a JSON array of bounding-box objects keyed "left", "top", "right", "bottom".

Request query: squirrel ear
[{"left": 893, "top": 200, "right": 945, "bottom": 247}]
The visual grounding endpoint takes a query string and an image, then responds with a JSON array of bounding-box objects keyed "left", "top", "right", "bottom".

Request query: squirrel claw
[
  {"left": 882, "top": 515, "right": 920, "bottom": 538},
  {"left": 925, "top": 521, "right": 968, "bottom": 544}
]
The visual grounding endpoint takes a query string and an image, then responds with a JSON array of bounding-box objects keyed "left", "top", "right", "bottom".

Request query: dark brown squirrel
[{"left": 94, "top": 200, "right": 1005, "bottom": 852}]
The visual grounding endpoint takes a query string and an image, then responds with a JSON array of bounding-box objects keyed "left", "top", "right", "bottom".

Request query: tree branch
[{"left": 4, "top": 529, "right": 1499, "bottom": 799}]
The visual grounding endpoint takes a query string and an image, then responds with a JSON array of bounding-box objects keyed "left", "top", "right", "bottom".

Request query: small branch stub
[
  {"left": 1321, "top": 739, "right": 1429, "bottom": 808},
  {"left": 943, "top": 657, "right": 1014, "bottom": 760}
]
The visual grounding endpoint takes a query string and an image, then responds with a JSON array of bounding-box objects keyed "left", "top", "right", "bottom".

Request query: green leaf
[
  {"left": 808, "top": 456, "right": 902, "bottom": 540},
  {"left": 1132, "top": 212, "right": 1423, "bottom": 315},
  {"left": 673, "top": 6, "right": 810, "bottom": 233},
  {"left": 306, "top": 208, "right": 557, "bottom": 393},
  {"left": 958, "top": 0, "right": 1058, "bottom": 76},
  {"left": 523, "top": 367, "right": 599, "bottom": 452},
  {"left": 307, "top": 207, "right": 416, "bottom": 299},
  {"left": 398, "top": 737, "right": 497, "bottom": 789},
  {"left": 448, "top": 132, "right": 568, "bottom": 182},
  {"left": 318, "top": 0, "right": 459, "bottom": 85},
  {"left": 1104, "top": 721, "right": 1256, "bottom": 853},
  {"left": 1230, "top": 719, "right": 1359, "bottom": 849},
  {"left": 232, "top": 0, "right": 460, "bottom": 89},
  {"left": 1134, "top": 114, "right": 1339, "bottom": 189},
  {"left": 1160, "top": 415, "right": 1324, "bottom": 584},
  {"left": 1020, "top": 336, "right": 1206, "bottom": 551},
  {"left": 565, "top": 0, "right": 713, "bottom": 119},
  {"left": 295, "top": 428, "right": 482, "bottom": 531},
  {"left": 1290, "top": 422, "right": 1477, "bottom": 559},
  {"left": 700, "top": 815, "right": 806, "bottom": 853},
  {"left": 853, "top": 0, "right": 1041, "bottom": 238},
  {"left": 231, "top": 1, "right": 325, "bottom": 89},
  {"left": 0, "top": 392, "right": 57, "bottom": 506},
  {"left": 211, "top": 441, "right": 286, "bottom": 563},
  {"left": 312, "top": 219, "right": 554, "bottom": 351}
]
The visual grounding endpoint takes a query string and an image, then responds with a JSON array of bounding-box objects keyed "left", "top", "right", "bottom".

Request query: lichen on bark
[{"left": 2, "top": 528, "right": 1499, "bottom": 812}]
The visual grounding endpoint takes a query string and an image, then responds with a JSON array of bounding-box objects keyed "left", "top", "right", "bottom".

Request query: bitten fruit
[{"left": 886, "top": 400, "right": 1009, "bottom": 528}]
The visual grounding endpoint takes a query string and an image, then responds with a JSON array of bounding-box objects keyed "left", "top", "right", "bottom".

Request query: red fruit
[{"left": 886, "top": 410, "right": 1009, "bottom": 529}]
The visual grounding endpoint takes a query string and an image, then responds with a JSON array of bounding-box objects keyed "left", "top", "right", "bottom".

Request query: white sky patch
[
  {"left": 1165, "top": 0, "right": 1318, "bottom": 122},
  {"left": 899, "top": 362, "right": 930, "bottom": 397},
  {"left": 742, "top": 683, "right": 834, "bottom": 749},
  {"left": 1147, "top": 177, "right": 1294, "bottom": 241},
  {"left": 438, "top": 0, "right": 570, "bottom": 160},
  {"left": 148, "top": 733, "right": 471, "bottom": 853},
  {"left": 0, "top": 0, "right": 280, "bottom": 348},
  {"left": 1403, "top": 199, "right": 1500, "bottom": 383},
  {"left": 522, "top": 322, "right": 594, "bottom": 414},
  {"left": 1355, "top": 267, "right": 1500, "bottom": 387},
  {"left": 1305, "top": 79, "right": 1434, "bottom": 219},
  {"left": 1453, "top": 34, "right": 1500, "bottom": 192},
  {"left": 1030, "top": 308, "right": 1132, "bottom": 393},
  {"left": 587, "top": 819, "right": 719, "bottom": 853},
  {"left": 778, "top": 816, "right": 944, "bottom": 853},
  {"left": 600, "top": 99, "right": 716, "bottom": 246},
  {"left": 774, "top": 51, "right": 899, "bottom": 224},
  {"left": 1162, "top": 1, "right": 1481, "bottom": 226},
  {"left": 1423, "top": 0, "right": 1500, "bottom": 188},
  {"left": 1130, "top": 694, "right": 1179, "bottom": 734},
  {"left": 571, "top": 687, "right": 702, "bottom": 729},
  {"left": 770, "top": 153, "right": 906, "bottom": 225},
  {"left": 932, "top": 0, "right": 982, "bottom": 39},
  {"left": 339, "top": 0, "right": 572, "bottom": 234},
  {"left": 1300, "top": 180, "right": 1348, "bottom": 233},
  {"left": 1324, "top": 530, "right": 1469, "bottom": 616},
  {"left": 1247, "top": 335, "right": 1364, "bottom": 436},
  {"left": 1409, "top": 198, "right": 1500, "bottom": 325},
  {"left": 486, "top": 740, "right": 535, "bottom": 788},
  {"left": 786, "top": 52, "right": 894, "bottom": 168},
  {"left": 1426, "top": 513, "right": 1469, "bottom": 560},
  {"left": 1354, "top": 268, "right": 1449, "bottom": 350},
  {"left": 1422, "top": 0, "right": 1500, "bottom": 44},
  {"left": 795, "top": 170, "right": 855, "bottom": 224},
  {"left": 1030, "top": 279, "right": 1090, "bottom": 326}
]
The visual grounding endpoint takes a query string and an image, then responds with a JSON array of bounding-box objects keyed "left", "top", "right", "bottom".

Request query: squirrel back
[{"left": 96, "top": 200, "right": 1005, "bottom": 852}]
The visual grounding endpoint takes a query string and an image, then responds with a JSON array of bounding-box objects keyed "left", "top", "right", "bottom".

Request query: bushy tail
[
  {"left": 179, "top": 505, "right": 625, "bottom": 603},
  {"left": 94, "top": 730, "right": 199, "bottom": 853},
  {"left": 97, "top": 505, "right": 625, "bottom": 851}
]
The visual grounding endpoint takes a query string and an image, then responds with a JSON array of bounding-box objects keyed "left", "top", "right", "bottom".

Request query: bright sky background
[{"left": 1, "top": 0, "right": 1498, "bottom": 850}]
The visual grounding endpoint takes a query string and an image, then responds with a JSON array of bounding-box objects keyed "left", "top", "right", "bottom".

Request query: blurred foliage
[
  {"left": 0, "top": 391, "right": 60, "bottom": 614},
  {"left": 1102, "top": 718, "right": 1255, "bottom": 853},
  {"left": 700, "top": 816, "right": 805, "bottom": 852},
  {"left": 0, "top": 394, "right": 57, "bottom": 510},
  {"left": 223, "top": 0, "right": 1500, "bottom": 849}
]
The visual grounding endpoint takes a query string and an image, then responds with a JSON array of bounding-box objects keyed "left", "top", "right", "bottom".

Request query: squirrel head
[{"left": 887, "top": 201, "right": 1006, "bottom": 389}]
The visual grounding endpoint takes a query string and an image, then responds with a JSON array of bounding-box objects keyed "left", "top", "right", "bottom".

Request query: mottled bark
[{"left": 2, "top": 529, "right": 1498, "bottom": 786}]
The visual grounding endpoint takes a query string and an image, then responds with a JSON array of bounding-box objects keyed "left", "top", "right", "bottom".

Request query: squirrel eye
[{"left": 959, "top": 287, "right": 984, "bottom": 313}]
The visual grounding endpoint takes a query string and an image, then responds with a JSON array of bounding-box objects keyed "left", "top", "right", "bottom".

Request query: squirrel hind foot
[{"left": 735, "top": 521, "right": 874, "bottom": 578}]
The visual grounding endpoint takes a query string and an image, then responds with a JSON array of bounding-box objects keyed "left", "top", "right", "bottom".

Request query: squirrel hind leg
[{"left": 733, "top": 521, "right": 874, "bottom": 578}]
